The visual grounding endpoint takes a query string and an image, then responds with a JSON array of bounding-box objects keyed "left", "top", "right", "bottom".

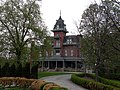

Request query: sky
[{"left": 41, "top": 0, "right": 101, "bottom": 35}]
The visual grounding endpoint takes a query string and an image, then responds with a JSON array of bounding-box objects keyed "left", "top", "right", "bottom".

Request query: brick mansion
[{"left": 39, "top": 15, "right": 83, "bottom": 71}]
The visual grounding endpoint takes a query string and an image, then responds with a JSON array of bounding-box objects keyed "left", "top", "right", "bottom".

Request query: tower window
[
  {"left": 56, "top": 40, "right": 60, "bottom": 47},
  {"left": 57, "top": 25, "right": 59, "bottom": 29}
]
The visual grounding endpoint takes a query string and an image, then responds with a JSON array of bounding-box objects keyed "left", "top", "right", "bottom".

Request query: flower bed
[
  {"left": 71, "top": 73, "right": 120, "bottom": 90},
  {"left": 0, "top": 77, "right": 68, "bottom": 90}
]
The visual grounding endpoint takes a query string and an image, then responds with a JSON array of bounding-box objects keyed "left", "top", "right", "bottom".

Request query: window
[
  {"left": 46, "top": 51, "right": 48, "bottom": 56},
  {"left": 65, "top": 50, "right": 67, "bottom": 56},
  {"left": 67, "top": 39, "right": 69, "bottom": 44},
  {"left": 39, "top": 52, "right": 42, "bottom": 57},
  {"left": 71, "top": 50, "right": 73, "bottom": 56},
  {"left": 56, "top": 40, "right": 60, "bottom": 47},
  {"left": 69, "top": 39, "right": 72, "bottom": 44},
  {"left": 57, "top": 25, "right": 59, "bottom": 29},
  {"left": 66, "top": 39, "right": 72, "bottom": 44},
  {"left": 51, "top": 51, "right": 53, "bottom": 56},
  {"left": 56, "top": 50, "right": 60, "bottom": 56},
  {"left": 64, "top": 26, "right": 66, "bottom": 29}
]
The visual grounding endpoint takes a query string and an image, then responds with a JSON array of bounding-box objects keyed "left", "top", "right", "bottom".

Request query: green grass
[{"left": 38, "top": 72, "right": 71, "bottom": 78}]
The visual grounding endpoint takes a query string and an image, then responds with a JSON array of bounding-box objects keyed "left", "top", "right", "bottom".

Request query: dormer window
[
  {"left": 66, "top": 38, "right": 72, "bottom": 44},
  {"left": 69, "top": 39, "right": 72, "bottom": 44},
  {"left": 67, "top": 39, "right": 69, "bottom": 44},
  {"left": 64, "top": 26, "right": 66, "bottom": 29},
  {"left": 57, "top": 25, "right": 59, "bottom": 29}
]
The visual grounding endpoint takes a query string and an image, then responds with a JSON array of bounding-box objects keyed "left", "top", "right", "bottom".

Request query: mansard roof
[
  {"left": 63, "top": 35, "right": 81, "bottom": 46},
  {"left": 52, "top": 16, "right": 68, "bottom": 33}
]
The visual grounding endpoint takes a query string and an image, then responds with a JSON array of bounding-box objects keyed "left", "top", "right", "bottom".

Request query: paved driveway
[{"left": 41, "top": 74, "right": 88, "bottom": 90}]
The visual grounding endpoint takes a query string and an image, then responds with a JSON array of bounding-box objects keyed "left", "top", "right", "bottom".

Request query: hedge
[
  {"left": 0, "top": 62, "right": 38, "bottom": 79},
  {"left": 71, "top": 74, "right": 120, "bottom": 90},
  {"left": 0, "top": 77, "right": 68, "bottom": 90},
  {"left": 76, "top": 73, "right": 120, "bottom": 88}
]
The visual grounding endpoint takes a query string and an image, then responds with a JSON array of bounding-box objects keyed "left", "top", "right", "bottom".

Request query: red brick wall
[
  {"left": 62, "top": 46, "right": 80, "bottom": 57},
  {"left": 54, "top": 32, "right": 66, "bottom": 47}
]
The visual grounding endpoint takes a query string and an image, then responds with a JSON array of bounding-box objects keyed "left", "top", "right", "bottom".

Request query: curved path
[{"left": 41, "top": 74, "right": 88, "bottom": 90}]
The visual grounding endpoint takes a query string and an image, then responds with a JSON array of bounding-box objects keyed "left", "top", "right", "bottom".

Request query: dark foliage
[
  {"left": 0, "top": 62, "right": 38, "bottom": 79},
  {"left": 31, "top": 64, "right": 38, "bottom": 79},
  {"left": 10, "top": 64, "right": 16, "bottom": 77}
]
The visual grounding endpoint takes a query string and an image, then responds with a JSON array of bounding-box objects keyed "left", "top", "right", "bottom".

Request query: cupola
[{"left": 51, "top": 15, "right": 68, "bottom": 33}]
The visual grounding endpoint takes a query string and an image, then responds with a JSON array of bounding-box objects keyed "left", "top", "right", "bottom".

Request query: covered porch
[{"left": 39, "top": 56, "right": 83, "bottom": 72}]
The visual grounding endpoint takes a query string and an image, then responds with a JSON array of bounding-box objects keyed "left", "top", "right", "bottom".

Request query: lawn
[{"left": 38, "top": 72, "right": 71, "bottom": 78}]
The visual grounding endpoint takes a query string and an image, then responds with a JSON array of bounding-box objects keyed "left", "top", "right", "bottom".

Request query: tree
[
  {"left": 102, "top": 0, "right": 120, "bottom": 53},
  {"left": 39, "top": 36, "right": 53, "bottom": 71},
  {"left": 79, "top": 0, "right": 120, "bottom": 81},
  {"left": 0, "top": 0, "right": 47, "bottom": 61}
]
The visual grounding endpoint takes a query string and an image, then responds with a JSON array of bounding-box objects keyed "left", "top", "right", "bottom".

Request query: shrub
[
  {"left": 0, "top": 77, "right": 68, "bottom": 90},
  {"left": 0, "top": 77, "right": 35, "bottom": 88},
  {"left": 23, "top": 62, "right": 30, "bottom": 78},
  {"left": 0, "top": 65, "right": 1, "bottom": 77},
  {"left": 16, "top": 63, "right": 23, "bottom": 77},
  {"left": 31, "top": 80, "right": 46, "bottom": 90},
  {"left": 39, "top": 82, "right": 55, "bottom": 90},
  {"left": 71, "top": 74, "right": 120, "bottom": 90},
  {"left": 31, "top": 64, "right": 38, "bottom": 79},
  {"left": 1, "top": 63, "right": 10, "bottom": 77},
  {"left": 10, "top": 64, "right": 16, "bottom": 77},
  {"left": 100, "top": 73, "right": 120, "bottom": 81}
]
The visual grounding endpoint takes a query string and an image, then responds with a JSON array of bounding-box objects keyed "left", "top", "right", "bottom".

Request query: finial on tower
[{"left": 60, "top": 10, "right": 61, "bottom": 17}]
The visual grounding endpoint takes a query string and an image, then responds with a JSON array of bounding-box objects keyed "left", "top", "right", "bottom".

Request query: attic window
[
  {"left": 67, "top": 39, "right": 72, "bottom": 44},
  {"left": 64, "top": 26, "right": 66, "bottom": 29},
  {"left": 57, "top": 25, "right": 59, "bottom": 29},
  {"left": 69, "top": 39, "right": 72, "bottom": 44}
]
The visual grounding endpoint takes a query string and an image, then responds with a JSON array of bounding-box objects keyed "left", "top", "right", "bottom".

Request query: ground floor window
[{"left": 56, "top": 50, "right": 60, "bottom": 56}]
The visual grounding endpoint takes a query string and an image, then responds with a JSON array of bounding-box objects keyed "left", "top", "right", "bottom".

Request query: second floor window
[
  {"left": 51, "top": 51, "right": 53, "bottom": 56},
  {"left": 65, "top": 50, "right": 67, "bottom": 56},
  {"left": 46, "top": 51, "right": 48, "bottom": 56},
  {"left": 71, "top": 50, "right": 73, "bottom": 56}
]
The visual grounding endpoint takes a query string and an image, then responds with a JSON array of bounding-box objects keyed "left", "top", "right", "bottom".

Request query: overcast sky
[{"left": 41, "top": 0, "right": 101, "bottom": 35}]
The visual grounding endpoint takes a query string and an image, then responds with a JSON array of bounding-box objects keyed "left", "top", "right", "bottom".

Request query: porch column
[
  {"left": 75, "top": 61, "right": 77, "bottom": 71},
  {"left": 48, "top": 61, "right": 50, "bottom": 69},
  {"left": 56, "top": 61, "right": 58, "bottom": 68},
  {"left": 63, "top": 61, "right": 64, "bottom": 71}
]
